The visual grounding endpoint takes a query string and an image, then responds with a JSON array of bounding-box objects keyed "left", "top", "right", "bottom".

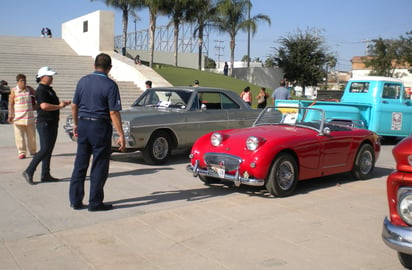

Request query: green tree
[
  {"left": 186, "top": 0, "right": 217, "bottom": 70},
  {"left": 213, "top": 0, "right": 271, "bottom": 76},
  {"left": 364, "top": 38, "right": 403, "bottom": 77},
  {"left": 141, "top": 0, "right": 164, "bottom": 68},
  {"left": 241, "top": 55, "right": 251, "bottom": 62},
  {"left": 272, "top": 28, "right": 336, "bottom": 96},
  {"left": 93, "top": 0, "right": 143, "bottom": 56},
  {"left": 399, "top": 30, "right": 412, "bottom": 72},
  {"left": 161, "top": 0, "right": 192, "bottom": 67}
]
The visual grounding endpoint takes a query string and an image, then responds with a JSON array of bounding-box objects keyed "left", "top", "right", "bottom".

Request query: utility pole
[
  {"left": 361, "top": 39, "right": 372, "bottom": 55},
  {"left": 247, "top": 0, "right": 251, "bottom": 68},
  {"left": 214, "top": 40, "right": 224, "bottom": 68}
]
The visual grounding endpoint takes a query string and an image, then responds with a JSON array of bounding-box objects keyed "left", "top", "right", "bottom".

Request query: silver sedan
[{"left": 64, "top": 87, "right": 261, "bottom": 164}]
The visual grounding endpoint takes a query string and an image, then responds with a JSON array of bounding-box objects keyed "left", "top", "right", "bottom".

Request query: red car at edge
[{"left": 382, "top": 136, "right": 412, "bottom": 269}]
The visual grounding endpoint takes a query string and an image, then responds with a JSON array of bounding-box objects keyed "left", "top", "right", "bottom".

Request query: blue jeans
[
  {"left": 69, "top": 118, "right": 112, "bottom": 207},
  {"left": 26, "top": 120, "right": 58, "bottom": 178}
]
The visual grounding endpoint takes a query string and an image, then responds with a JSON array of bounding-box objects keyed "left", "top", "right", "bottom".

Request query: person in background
[
  {"left": 8, "top": 74, "right": 36, "bottom": 159},
  {"left": 255, "top": 87, "right": 269, "bottom": 109},
  {"left": 193, "top": 80, "right": 200, "bottom": 87},
  {"left": 134, "top": 55, "right": 141, "bottom": 65},
  {"left": 223, "top": 62, "right": 229, "bottom": 76},
  {"left": 145, "top": 80, "right": 152, "bottom": 89},
  {"left": 240, "top": 86, "right": 252, "bottom": 106},
  {"left": 272, "top": 80, "right": 292, "bottom": 105},
  {"left": 69, "top": 53, "right": 125, "bottom": 211},
  {"left": 46, "top": 28, "right": 52, "bottom": 38},
  {"left": 41, "top": 27, "right": 46, "bottom": 38},
  {"left": 22, "top": 67, "right": 71, "bottom": 185}
]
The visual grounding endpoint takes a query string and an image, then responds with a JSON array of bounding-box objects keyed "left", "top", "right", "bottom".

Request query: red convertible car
[
  {"left": 382, "top": 136, "right": 412, "bottom": 269},
  {"left": 187, "top": 106, "right": 381, "bottom": 197}
]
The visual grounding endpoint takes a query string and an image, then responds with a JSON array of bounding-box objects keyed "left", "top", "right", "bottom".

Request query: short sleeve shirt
[
  {"left": 36, "top": 84, "right": 60, "bottom": 121},
  {"left": 73, "top": 71, "right": 122, "bottom": 119},
  {"left": 272, "top": 87, "right": 291, "bottom": 100}
]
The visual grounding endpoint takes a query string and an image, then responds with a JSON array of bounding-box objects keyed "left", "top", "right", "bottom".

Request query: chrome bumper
[
  {"left": 382, "top": 217, "right": 412, "bottom": 255},
  {"left": 186, "top": 159, "right": 265, "bottom": 187}
]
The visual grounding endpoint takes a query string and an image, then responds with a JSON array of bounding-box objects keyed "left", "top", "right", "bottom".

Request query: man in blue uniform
[{"left": 69, "top": 53, "right": 125, "bottom": 211}]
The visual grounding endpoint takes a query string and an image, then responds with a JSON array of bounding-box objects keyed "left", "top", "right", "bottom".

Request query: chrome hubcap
[{"left": 153, "top": 137, "right": 168, "bottom": 160}]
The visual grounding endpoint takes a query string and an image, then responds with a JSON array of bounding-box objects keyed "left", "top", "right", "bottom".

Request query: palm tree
[
  {"left": 92, "top": 0, "right": 143, "bottom": 56},
  {"left": 186, "top": 0, "right": 217, "bottom": 70},
  {"left": 160, "top": 0, "right": 193, "bottom": 67},
  {"left": 141, "top": 0, "right": 164, "bottom": 68},
  {"left": 213, "top": 0, "right": 271, "bottom": 76}
]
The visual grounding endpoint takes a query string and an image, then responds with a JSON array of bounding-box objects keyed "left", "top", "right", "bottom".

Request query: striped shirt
[{"left": 10, "top": 85, "right": 36, "bottom": 125}]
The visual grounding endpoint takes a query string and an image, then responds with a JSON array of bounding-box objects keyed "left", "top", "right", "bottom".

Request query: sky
[{"left": 0, "top": 0, "right": 411, "bottom": 71}]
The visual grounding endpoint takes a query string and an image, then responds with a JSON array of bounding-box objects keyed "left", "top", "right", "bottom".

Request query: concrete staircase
[{"left": 0, "top": 36, "right": 144, "bottom": 117}]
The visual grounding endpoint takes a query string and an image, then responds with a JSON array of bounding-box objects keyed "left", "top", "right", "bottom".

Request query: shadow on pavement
[{"left": 108, "top": 185, "right": 231, "bottom": 209}]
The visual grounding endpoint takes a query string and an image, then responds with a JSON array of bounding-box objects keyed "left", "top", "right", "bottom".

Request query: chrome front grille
[{"left": 204, "top": 153, "right": 242, "bottom": 172}]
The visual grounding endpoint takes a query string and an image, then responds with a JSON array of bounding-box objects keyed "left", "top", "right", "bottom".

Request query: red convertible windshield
[{"left": 253, "top": 106, "right": 326, "bottom": 131}]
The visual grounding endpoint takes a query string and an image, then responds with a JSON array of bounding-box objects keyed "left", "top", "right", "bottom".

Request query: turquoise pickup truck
[{"left": 276, "top": 76, "right": 412, "bottom": 138}]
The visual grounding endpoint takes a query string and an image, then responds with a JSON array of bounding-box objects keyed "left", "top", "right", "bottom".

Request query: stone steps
[{"left": 0, "top": 36, "right": 143, "bottom": 117}]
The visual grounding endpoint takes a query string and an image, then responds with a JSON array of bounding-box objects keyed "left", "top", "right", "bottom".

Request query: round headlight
[
  {"left": 246, "top": 136, "right": 259, "bottom": 151},
  {"left": 399, "top": 192, "right": 412, "bottom": 225},
  {"left": 211, "top": 133, "right": 223, "bottom": 146}
]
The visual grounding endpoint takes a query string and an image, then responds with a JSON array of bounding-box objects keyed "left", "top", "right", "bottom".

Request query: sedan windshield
[{"left": 133, "top": 89, "right": 192, "bottom": 109}]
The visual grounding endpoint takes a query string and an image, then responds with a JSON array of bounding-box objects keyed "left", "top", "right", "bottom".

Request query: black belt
[{"left": 79, "top": 116, "right": 109, "bottom": 122}]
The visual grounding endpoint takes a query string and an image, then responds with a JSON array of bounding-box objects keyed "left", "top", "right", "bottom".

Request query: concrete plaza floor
[{"left": 0, "top": 123, "right": 404, "bottom": 269}]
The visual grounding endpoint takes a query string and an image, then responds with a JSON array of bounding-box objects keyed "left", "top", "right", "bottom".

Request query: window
[
  {"left": 349, "top": 82, "right": 369, "bottom": 93},
  {"left": 83, "top": 21, "right": 88, "bottom": 33},
  {"left": 382, "top": 83, "right": 402, "bottom": 99}
]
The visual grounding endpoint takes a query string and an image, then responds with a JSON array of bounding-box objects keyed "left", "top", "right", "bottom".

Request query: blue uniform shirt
[{"left": 73, "top": 71, "right": 122, "bottom": 119}]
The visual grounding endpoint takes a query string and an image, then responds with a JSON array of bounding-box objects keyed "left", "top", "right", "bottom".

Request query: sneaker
[{"left": 18, "top": 154, "right": 26, "bottom": 159}]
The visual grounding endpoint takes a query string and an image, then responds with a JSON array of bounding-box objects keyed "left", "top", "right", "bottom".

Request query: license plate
[{"left": 211, "top": 166, "right": 225, "bottom": 178}]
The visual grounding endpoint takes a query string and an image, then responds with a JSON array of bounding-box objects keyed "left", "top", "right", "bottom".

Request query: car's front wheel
[
  {"left": 351, "top": 144, "right": 374, "bottom": 180},
  {"left": 265, "top": 153, "right": 298, "bottom": 197},
  {"left": 143, "top": 131, "right": 172, "bottom": 165},
  {"left": 398, "top": 252, "right": 412, "bottom": 269}
]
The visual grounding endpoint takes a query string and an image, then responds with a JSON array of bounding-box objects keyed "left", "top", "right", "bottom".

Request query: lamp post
[{"left": 134, "top": 19, "right": 137, "bottom": 49}]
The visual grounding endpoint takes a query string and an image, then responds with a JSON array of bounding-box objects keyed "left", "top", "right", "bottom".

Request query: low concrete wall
[
  {"left": 232, "top": 67, "right": 284, "bottom": 91},
  {"left": 124, "top": 49, "right": 206, "bottom": 70}
]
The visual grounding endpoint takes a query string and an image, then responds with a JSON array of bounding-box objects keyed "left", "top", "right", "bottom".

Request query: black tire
[
  {"left": 143, "top": 131, "right": 172, "bottom": 165},
  {"left": 351, "top": 144, "right": 375, "bottom": 180},
  {"left": 199, "top": 175, "right": 221, "bottom": 185},
  {"left": 398, "top": 252, "right": 412, "bottom": 269},
  {"left": 265, "top": 153, "right": 298, "bottom": 197}
]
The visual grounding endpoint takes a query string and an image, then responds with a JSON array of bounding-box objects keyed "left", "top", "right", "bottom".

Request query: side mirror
[{"left": 322, "top": 127, "right": 331, "bottom": 136}]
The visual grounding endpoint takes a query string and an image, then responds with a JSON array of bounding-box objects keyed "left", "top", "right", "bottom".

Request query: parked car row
[
  {"left": 64, "top": 85, "right": 410, "bottom": 267},
  {"left": 64, "top": 87, "right": 261, "bottom": 164}
]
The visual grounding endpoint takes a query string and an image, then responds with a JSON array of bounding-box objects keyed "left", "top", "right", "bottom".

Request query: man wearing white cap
[{"left": 22, "top": 67, "right": 71, "bottom": 185}]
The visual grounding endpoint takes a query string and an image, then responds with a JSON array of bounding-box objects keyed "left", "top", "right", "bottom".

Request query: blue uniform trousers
[
  {"left": 26, "top": 120, "right": 58, "bottom": 178},
  {"left": 69, "top": 118, "right": 112, "bottom": 207}
]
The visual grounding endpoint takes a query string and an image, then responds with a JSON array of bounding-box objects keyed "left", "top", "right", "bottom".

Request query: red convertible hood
[{"left": 218, "top": 125, "right": 318, "bottom": 144}]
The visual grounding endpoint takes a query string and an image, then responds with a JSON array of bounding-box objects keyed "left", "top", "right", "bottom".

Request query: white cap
[{"left": 37, "top": 66, "right": 57, "bottom": 78}]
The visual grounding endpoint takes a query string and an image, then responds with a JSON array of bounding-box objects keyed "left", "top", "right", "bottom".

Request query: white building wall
[
  {"left": 352, "top": 69, "right": 412, "bottom": 88},
  {"left": 62, "top": 10, "right": 114, "bottom": 56}
]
